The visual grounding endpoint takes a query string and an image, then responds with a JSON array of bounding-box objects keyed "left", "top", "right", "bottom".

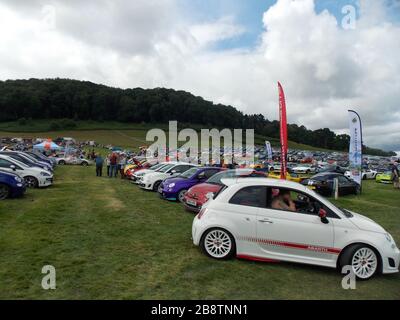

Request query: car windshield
[
  {"left": 158, "top": 164, "right": 175, "bottom": 173},
  {"left": 206, "top": 169, "right": 253, "bottom": 185},
  {"left": 27, "top": 153, "right": 41, "bottom": 160},
  {"left": 21, "top": 154, "right": 38, "bottom": 162},
  {"left": 10, "top": 156, "right": 33, "bottom": 167},
  {"left": 179, "top": 167, "right": 198, "bottom": 179},
  {"left": 149, "top": 163, "right": 164, "bottom": 171},
  {"left": 338, "top": 207, "right": 354, "bottom": 218}
]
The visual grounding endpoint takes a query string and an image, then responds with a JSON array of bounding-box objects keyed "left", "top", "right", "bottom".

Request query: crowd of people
[{"left": 93, "top": 152, "right": 131, "bottom": 178}]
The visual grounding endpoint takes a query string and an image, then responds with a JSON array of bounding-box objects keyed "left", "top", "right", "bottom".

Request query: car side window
[
  {"left": 337, "top": 176, "right": 349, "bottom": 184},
  {"left": 267, "top": 187, "right": 339, "bottom": 218},
  {"left": 229, "top": 186, "right": 267, "bottom": 208}
]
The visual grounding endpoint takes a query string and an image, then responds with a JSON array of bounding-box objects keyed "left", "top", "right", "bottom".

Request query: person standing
[
  {"left": 392, "top": 163, "right": 400, "bottom": 189},
  {"left": 109, "top": 152, "right": 118, "bottom": 178},
  {"left": 95, "top": 153, "right": 104, "bottom": 177},
  {"left": 106, "top": 154, "right": 111, "bottom": 177},
  {"left": 119, "top": 153, "right": 127, "bottom": 179}
]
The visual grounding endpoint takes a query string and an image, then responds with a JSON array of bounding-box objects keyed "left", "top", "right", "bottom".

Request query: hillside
[
  {"left": 0, "top": 120, "right": 331, "bottom": 151},
  {"left": 0, "top": 78, "right": 395, "bottom": 156}
]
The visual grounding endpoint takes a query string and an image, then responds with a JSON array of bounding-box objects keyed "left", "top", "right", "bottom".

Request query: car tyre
[
  {"left": 177, "top": 189, "right": 187, "bottom": 203},
  {"left": 58, "top": 160, "right": 66, "bottom": 165},
  {"left": 153, "top": 180, "right": 162, "bottom": 192},
  {"left": 200, "top": 228, "right": 236, "bottom": 260},
  {"left": 0, "top": 183, "right": 10, "bottom": 200},
  {"left": 81, "top": 161, "right": 88, "bottom": 166},
  {"left": 24, "top": 176, "right": 39, "bottom": 188},
  {"left": 339, "top": 244, "right": 380, "bottom": 280}
]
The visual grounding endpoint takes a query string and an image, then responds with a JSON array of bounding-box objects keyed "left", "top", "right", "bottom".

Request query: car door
[
  {"left": 337, "top": 176, "right": 353, "bottom": 195},
  {"left": 256, "top": 187, "right": 336, "bottom": 263},
  {"left": 224, "top": 186, "right": 267, "bottom": 256}
]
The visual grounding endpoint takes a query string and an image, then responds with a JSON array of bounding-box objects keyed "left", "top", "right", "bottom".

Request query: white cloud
[{"left": 0, "top": 0, "right": 399, "bottom": 150}]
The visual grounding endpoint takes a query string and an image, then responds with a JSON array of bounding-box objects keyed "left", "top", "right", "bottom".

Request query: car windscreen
[
  {"left": 150, "top": 163, "right": 164, "bottom": 171},
  {"left": 338, "top": 207, "right": 354, "bottom": 218},
  {"left": 7, "top": 155, "right": 33, "bottom": 167},
  {"left": 158, "top": 164, "right": 175, "bottom": 173},
  {"left": 206, "top": 169, "right": 254, "bottom": 185},
  {"left": 179, "top": 167, "right": 198, "bottom": 179},
  {"left": 27, "top": 153, "right": 42, "bottom": 160}
]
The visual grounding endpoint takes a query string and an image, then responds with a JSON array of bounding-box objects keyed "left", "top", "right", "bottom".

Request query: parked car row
[
  {"left": 0, "top": 150, "right": 55, "bottom": 200},
  {"left": 127, "top": 160, "right": 399, "bottom": 280}
]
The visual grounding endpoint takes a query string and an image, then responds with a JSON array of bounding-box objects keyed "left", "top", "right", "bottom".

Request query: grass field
[{"left": 0, "top": 166, "right": 399, "bottom": 300}]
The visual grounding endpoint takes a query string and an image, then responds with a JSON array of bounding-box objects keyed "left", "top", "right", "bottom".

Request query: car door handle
[{"left": 258, "top": 218, "right": 273, "bottom": 224}]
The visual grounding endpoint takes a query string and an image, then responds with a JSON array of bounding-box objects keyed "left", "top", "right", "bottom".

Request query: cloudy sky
[{"left": 0, "top": 0, "right": 399, "bottom": 151}]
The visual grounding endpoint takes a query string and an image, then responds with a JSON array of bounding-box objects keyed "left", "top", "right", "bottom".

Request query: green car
[{"left": 376, "top": 171, "right": 392, "bottom": 184}]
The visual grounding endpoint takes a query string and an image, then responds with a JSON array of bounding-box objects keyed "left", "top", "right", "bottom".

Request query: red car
[{"left": 183, "top": 168, "right": 267, "bottom": 213}]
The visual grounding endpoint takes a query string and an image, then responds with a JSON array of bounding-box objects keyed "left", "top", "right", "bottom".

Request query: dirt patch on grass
[
  {"left": 92, "top": 182, "right": 127, "bottom": 211},
  {"left": 104, "top": 194, "right": 126, "bottom": 211}
]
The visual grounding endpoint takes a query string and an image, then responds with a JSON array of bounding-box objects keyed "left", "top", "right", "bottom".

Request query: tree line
[{"left": 0, "top": 78, "right": 395, "bottom": 156}]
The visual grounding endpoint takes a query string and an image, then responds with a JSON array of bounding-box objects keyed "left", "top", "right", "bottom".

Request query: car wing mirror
[
  {"left": 10, "top": 165, "right": 16, "bottom": 171},
  {"left": 318, "top": 208, "right": 329, "bottom": 224}
]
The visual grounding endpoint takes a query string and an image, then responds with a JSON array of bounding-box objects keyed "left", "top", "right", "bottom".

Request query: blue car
[
  {"left": 0, "top": 169, "right": 26, "bottom": 200},
  {"left": 159, "top": 167, "right": 224, "bottom": 202}
]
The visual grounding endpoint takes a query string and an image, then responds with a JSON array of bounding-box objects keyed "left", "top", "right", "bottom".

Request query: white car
[
  {"left": 292, "top": 164, "right": 317, "bottom": 174},
  {"left": 345, "top": 169, "right": 377, "bottom": 180},
  {"left": 139, "top": 162, "right": 197, "bottom": 191},
  {"left": 131, "top": 162, "right": 170, "bottom": 183},
  {"left": 0, "top": 155, "right": 53, "bottom": 188},
  {"left": 192, "top": 178, "right": 399, "bottom": 280},
  {"left": 55, "top": 155, "right": 92, "bottom": 166}
]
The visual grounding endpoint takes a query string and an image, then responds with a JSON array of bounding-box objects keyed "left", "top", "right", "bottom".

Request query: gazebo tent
[{"left": 33, "top": 141, "right": 62, "bottom": 151}]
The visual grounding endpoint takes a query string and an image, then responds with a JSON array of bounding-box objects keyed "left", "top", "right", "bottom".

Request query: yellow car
[{"left": 267, "top": 171, "right": 305, "bottom": 183}]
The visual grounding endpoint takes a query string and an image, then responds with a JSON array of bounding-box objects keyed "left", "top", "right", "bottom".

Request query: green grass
[
  {"left": 0, "top": 166, "right": 399, "bottom": 300},
  {"left": 0, "top": 120, "right": 333, "bottom": 151}
]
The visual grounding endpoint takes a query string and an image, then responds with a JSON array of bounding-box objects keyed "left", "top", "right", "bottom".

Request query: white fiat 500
[
  {"left": 192, "top": 178, "right": 399, "bottom": 280},
  {"left": 139, "top": 162, "right": 197, "bottom": 191}
]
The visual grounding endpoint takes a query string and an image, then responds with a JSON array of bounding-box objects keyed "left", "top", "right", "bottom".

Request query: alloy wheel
[
  {"left": 24, "top": 176, "right": 38, "bottom": 188},
  {"left": 351, "top": 247, "right": 378, "bottom": 279},
  {"left": 178, "top": 190, "right": 187, "bottom": 203},
  {"left": 204, "top": 229, "right": 232, "bottom": 258}
]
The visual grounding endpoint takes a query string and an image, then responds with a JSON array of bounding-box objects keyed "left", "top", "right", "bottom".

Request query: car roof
[
  {"left": 313, "top": 172, "right": 341, "bottom": 177},
  {"left": 221, "top": 177, "right": 309, "bottom": 191}
]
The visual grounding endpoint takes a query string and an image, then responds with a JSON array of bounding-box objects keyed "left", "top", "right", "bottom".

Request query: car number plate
[
  {"left": 307, "top": 186, "right": 316, "bottom": 190},
  {"left": 186, "top": 199, "right": 197, "bottom": 206}
]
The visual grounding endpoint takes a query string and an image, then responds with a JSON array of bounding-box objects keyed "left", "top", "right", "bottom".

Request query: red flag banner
[{"left": 278, "top": 82, "right": 288, "bottom": 180}]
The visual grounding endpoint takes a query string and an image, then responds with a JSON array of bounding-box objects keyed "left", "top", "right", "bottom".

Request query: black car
[{"left": 301, "top": 172, "right": 360, "bottom": 197}]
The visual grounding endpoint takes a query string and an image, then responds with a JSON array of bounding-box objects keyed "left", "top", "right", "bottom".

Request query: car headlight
[
  {"left": 40, "top": 172, "right": 51, "bottom": 176},
  {"left": 14, "top": 176, "right": 22, "bottom": 182},
  {"left": 385, "top": 233, "right": 393, "bottom": 243},
  {"left": 168, "top": 183, "right": 175, "bottom": 188}
]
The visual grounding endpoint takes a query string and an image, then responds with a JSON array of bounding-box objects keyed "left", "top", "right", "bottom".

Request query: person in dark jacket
[
  {"left": 95, "top": 154, "right": 104, "bottom": 177},
  {"left": 109, "top": 152, "right": 118, "bottom": 178}
]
